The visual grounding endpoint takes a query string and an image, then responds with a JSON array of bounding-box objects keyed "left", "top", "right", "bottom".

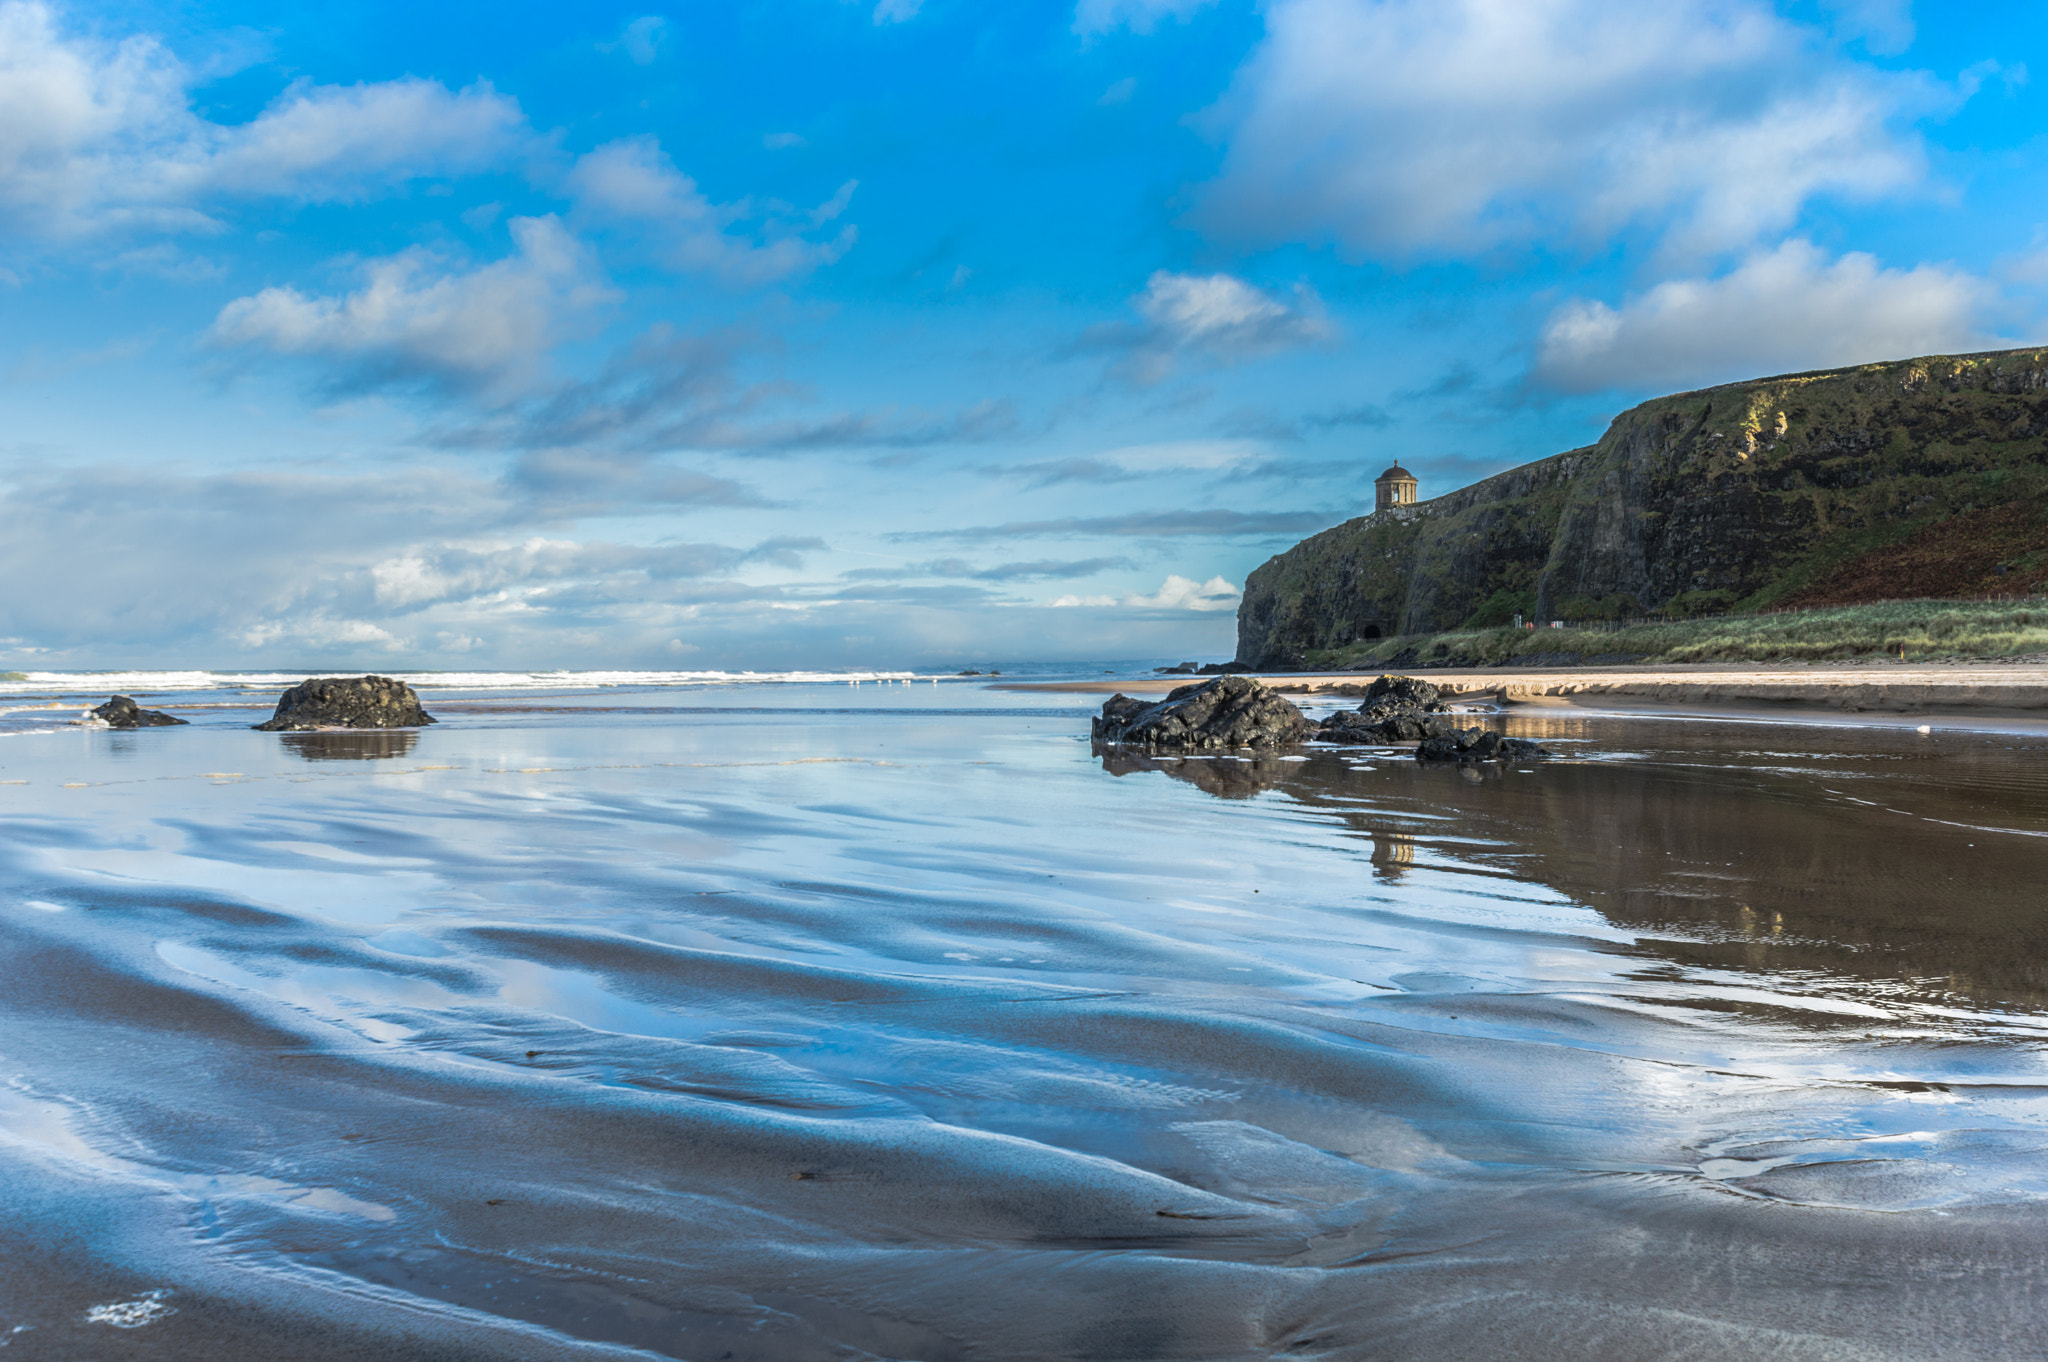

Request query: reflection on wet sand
[
  {"left": 277, "top": 729, "right": 421, "bottom": 761},
  {"left": 1095, "top": 744, "right": 1318, "bottom": 799},
  {"left": 1103, "top": 713, "right": 2048, "bottom": 1012},
  {"left": 1370, "top": 829, "right": 1415, "bottom": 880},
  {"left": 3, "top": 704, "right": 2047, "bottom": 1359}
]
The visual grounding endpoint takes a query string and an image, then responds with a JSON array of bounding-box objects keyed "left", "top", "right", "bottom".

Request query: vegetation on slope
[{"left": 1297, "top": 598, "right": 2048, "bottom": 670}]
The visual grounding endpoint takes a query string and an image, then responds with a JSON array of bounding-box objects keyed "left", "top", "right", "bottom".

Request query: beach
[
  {"left": 1016, "top": 660, "right": 2048, "bottom": 723},
  {"left": 1, "top": 670, "right": 2045, "bottom": 1359}
]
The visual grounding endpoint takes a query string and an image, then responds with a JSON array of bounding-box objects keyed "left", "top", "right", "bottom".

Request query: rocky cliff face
[{"left": 1237, "top": 348, "right": 2048, "bottom": 668}]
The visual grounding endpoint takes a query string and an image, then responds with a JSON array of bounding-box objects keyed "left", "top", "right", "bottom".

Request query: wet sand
[{"left": 1, "top": 686, "right": 2045, "bottom": 1358}]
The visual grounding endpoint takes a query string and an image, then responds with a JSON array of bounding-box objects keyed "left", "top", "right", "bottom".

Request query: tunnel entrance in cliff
[{"left": 1360, "top": 625, "right": 1382, "bottom": 639}]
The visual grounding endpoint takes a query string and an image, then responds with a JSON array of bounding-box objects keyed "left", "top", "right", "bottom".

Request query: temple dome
[{"left": 1377, "top": 463, "right": 1415, "bottom": 482}]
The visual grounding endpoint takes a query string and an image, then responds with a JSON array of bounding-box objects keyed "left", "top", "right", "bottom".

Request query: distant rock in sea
[
  {"left": 90, "top": 695, "right": 187, "bottom": 729},
  {"left": 1091, "top": 674, "right": 1312, "bottom": 751},
  {"left": 253, "top": 675, "right": 437, "bottom": 732}
]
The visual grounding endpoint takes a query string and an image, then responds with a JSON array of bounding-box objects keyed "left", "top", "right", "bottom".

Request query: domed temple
[{"left": 1374, "top": 463, "right": 1418, "bottom": 513}]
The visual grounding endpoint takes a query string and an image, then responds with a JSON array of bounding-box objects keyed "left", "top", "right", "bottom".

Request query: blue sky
[{"left": 3, "top": 0, "right": 2045, "bottom": 668}]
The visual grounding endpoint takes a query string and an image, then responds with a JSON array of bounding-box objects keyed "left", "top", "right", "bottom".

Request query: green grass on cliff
[{"left": 1300, "top": 598, "right": 2048, "bottom": 670}]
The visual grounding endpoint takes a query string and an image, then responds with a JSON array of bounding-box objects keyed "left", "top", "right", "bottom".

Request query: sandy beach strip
[{"left": 1004, "top": 662, "right": 2048, "bottom": 719}]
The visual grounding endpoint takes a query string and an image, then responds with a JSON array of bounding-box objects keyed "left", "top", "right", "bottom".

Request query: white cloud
[
  {"left": 1096, "top": 270, "right": 1332, "bottom": 382},
  {"left": 600, "top": 16, "right": 668, "bottom": 64},
  {"left": 1194, "top": 0, "right": 1943, "bottom": 260},
  {"left": 0, "top": 460, "right": 1246, "bottom": 669},
  {"left": 238, "top": 615, "right": 403, "bottom": 651},
  {"left": 1138, "top": 271, "right": 1329, "bottom": 349},
  {"left": 1053, "top": 574, "right": 1241, "bottom": 611},
  {"left": 0, "top": 1, "right": 530, "bottom": 241},
  {"left": 208, "top": 215, "right": 615, "bottom": 396},
  {"left": 202, "top": 78, "right": 529, "bottom": 201},
  {"left": 566, "top": 136, "right": 856, "bottom": 283},
  {"left": 1534, "top": 239, "right": 1996, "bottom": 394},
  {"left": 1074, "top": 0, "right": 1218, "bottom": 36},
  {"left": 873, "top": 0, "right": 924, "bottom": 23},
  {"left": 1129, "top": 574, "right": 1240, "bottom": 610}
]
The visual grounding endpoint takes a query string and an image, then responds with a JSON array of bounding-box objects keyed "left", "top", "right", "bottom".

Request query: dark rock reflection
[
  {"left": 1094, "top": 744, "right": 1312, "bottom": 800},
  {"left": 278, "top": 729, "right": 421, "bottom": 761}
]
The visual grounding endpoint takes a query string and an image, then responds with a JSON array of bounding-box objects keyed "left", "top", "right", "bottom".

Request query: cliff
[{"left": 1236, "top": 348, "right": 2048, "bottom": 668}]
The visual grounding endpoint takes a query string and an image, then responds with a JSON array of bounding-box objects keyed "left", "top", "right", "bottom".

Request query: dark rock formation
[
  {"left": 1155, "top": 662, "right": 1199, "bottom": 675},
  {"left": 1316, "top": 674, "right": 1457, "bottom": 743},
  {"left": 1323, "top": 709, "right": 1457, "bottom": 743},
  {"left": 90, "top": 695, "right": 187, "bottom": 728},
  {"left": 1416, "top": 727, "right": 1548, "bottom": 764},
  {"left": 1091, "top": 675, "right": 1312, "bottom": 751},
  {"left": 1236, "top": 346, "right": 2048, "bottom": 669},
  {"left": 1196, "top": 661, "right": 1255, "bottom": 675},
  {"left": 253, "top": 675, "right": 436, "bottom": 731}
]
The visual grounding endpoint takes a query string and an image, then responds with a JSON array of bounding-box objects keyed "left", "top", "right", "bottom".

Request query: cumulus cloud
[
  {"left": 566, "top": 136, "right": 856, "bottom": 283},
  {"left": 200, "top": 78, "right": 531, "bottom": 201},
  {"left": 0, "top": 458, "right": 819, "bottom": 661},
  {"left": 1051, "top": 574, "right": 1240, "bottom": 610},
  {"left": 1194, "top": 0, "right": 1943, "bottom": 260},
  {"left": 208, "top": 215, "right": 616, "bottom": 397},
  {"left": 0, "top": 1, "right": 531, "bottom": 241},
  {"left": 0, "top": 456, "right": 1249, "bottom": 667},
  {"left": 1085, "top": 271, "right": 1332, "bottom": 382},
  {"left": 1534, "top": 239, "right": 1997, "bottom": 394},
  {"left": 365, "top": 537, "right": 813, "bottom": 610},
  {"left": 1074, "top": 0, "right": 1218, "bottom": 35}
]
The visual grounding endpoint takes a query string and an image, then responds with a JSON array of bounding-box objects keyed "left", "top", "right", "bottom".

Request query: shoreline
[{"left": 1001, "top": 661, "right": 2048, "bottom": 724}]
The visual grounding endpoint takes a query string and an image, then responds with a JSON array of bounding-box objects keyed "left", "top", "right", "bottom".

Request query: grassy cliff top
[{"left": 1303, "top": 598, "right": 2048, "bottom": 672}]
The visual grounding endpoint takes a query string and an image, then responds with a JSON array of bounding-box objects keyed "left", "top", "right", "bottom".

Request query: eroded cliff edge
[{"left": 1237, "top": 348, "right": 2048, "bottom": 668}]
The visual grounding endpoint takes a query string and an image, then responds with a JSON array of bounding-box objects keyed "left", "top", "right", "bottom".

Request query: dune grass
[{"left": 1301, "top": 598, "right": 2048, "bottom": 670}]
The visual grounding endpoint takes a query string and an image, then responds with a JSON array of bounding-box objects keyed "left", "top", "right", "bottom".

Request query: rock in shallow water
[
  {"left": 1092, "top": 674, "right": 1312, "bottom": 750},
  {"left": 1416, "top": 727, "right": 1547, "bottom": 763},
  {"left": 90, "top": 695, "right": 187, "bottom": 728},
  {"left": 253, "top": 675, "right": 437, "bottom": 732},
  {"left": 1317, "top": 673, "right": 1458, "bottom": 743}
]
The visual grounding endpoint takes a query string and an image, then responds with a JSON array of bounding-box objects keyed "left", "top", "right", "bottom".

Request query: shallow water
[{"left": 1, "top": 679, "right": 2046, "bottom": 1359}]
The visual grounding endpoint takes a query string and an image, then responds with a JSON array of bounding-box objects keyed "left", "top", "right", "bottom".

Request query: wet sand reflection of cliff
[
  {"left": 1371, "top": 831, "right": 1416, "bottom": 881},
  {"left": 1095, "top": 718, "right": 2048, "bottom": 1011}
]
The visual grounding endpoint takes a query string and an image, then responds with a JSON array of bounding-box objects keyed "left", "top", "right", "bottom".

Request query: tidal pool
[{"left": 0, "top": 681, "right": 2043, "bottom": 1359}]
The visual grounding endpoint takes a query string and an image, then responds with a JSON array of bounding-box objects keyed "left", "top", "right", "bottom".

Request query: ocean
[{"left": 1, "top": 670, "right": 2045, "bottom": 1359}]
